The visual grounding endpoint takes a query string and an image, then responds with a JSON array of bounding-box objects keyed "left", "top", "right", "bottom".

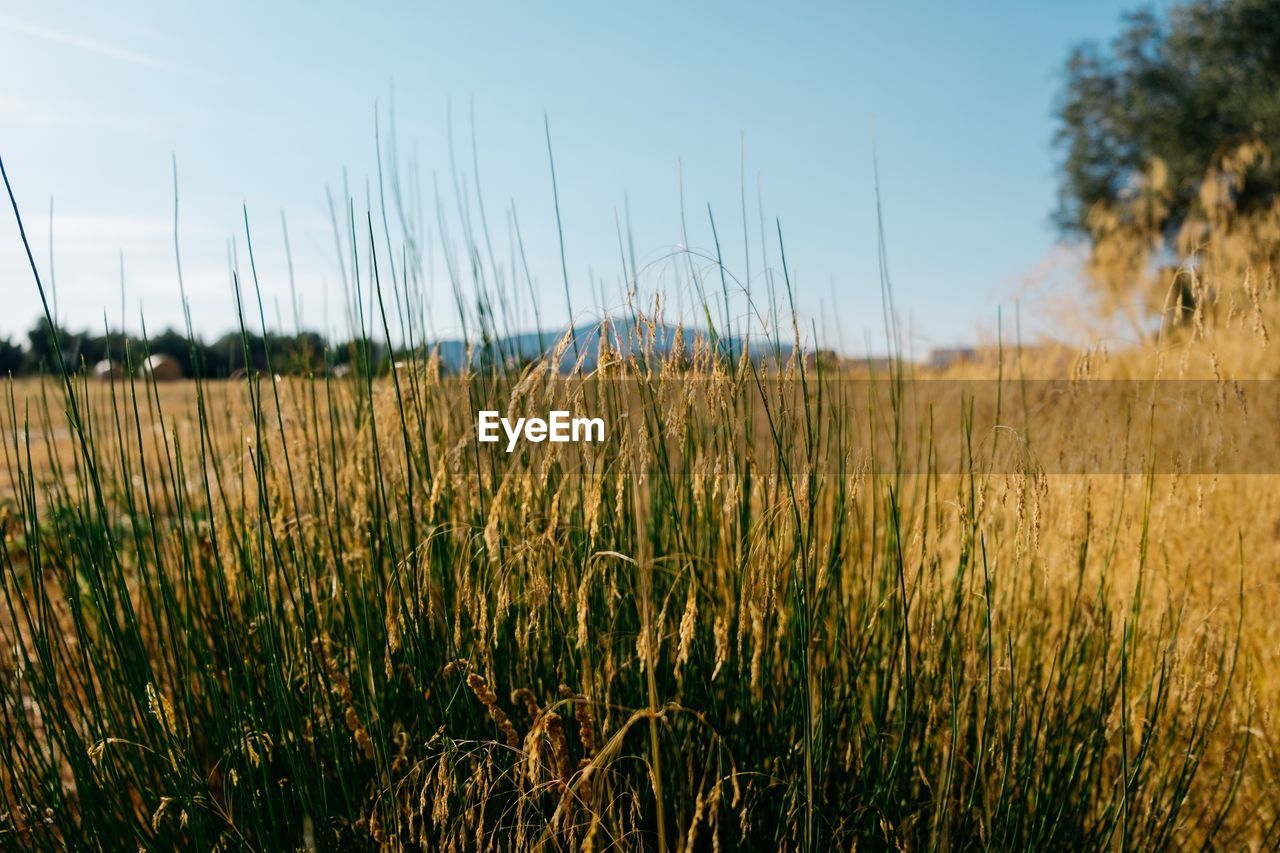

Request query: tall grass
[{"left": 0, "top": 148, "right": 1265, "bottom": 850}]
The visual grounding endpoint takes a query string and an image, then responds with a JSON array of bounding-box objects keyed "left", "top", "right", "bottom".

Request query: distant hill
[{"left": 425, "top": 319, "right": 801, "bottom": 373}]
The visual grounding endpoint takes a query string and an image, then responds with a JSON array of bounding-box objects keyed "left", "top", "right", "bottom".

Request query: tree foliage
[
  {"left": 4, "top": 318, "right": 358, "bottom": 378},
  {"left": 1055, "top": 0, "right": 1280, "bottom": 240}
]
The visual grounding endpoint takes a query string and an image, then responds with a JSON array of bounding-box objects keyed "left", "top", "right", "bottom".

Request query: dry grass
[{"left": 2, "top": 145, "right": 1280, "bottom": 848}]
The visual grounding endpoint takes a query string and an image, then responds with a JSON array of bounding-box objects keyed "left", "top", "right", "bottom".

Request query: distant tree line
[
  {"left": 0, "top": 316, "right": 817, "bottom": 379},
  {"left": 0, "top": 317, "right": 387, "bottom": 379}
]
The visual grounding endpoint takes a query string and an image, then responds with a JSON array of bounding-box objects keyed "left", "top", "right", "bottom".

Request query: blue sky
[{"left": 0, "top": 1, "right": 1141, "bottom": 354}]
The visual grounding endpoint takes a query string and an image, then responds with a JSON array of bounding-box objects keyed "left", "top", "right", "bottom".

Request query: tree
[
  {"left": 0, "top": 337, "right": 24, "bottom": 376},
  {"left": 1055, "top": 0, "right": 1280, "bottom": 242},
  {"left": 24, "top": 318, "right": 83, "bottom": 373},
  {"left": 82, "top": 330, "right": 133, "bottom": 369}
]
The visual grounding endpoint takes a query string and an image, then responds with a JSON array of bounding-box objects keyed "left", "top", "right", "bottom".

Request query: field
[
  {"left": 3, "top": 131, "right": 1280, "bottom": 849},
  {"left": 2, "top": 298, "right": 1279, "bottom": 851}
]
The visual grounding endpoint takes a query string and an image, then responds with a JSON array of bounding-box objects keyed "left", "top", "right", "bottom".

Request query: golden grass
[{"left": 3, "top": 144, "right": 1280, "bottom": 847}]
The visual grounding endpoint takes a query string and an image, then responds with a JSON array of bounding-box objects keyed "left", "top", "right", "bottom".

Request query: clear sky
[{"left": 0, "top": 1, "right": 1141, "bottom": 355}]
